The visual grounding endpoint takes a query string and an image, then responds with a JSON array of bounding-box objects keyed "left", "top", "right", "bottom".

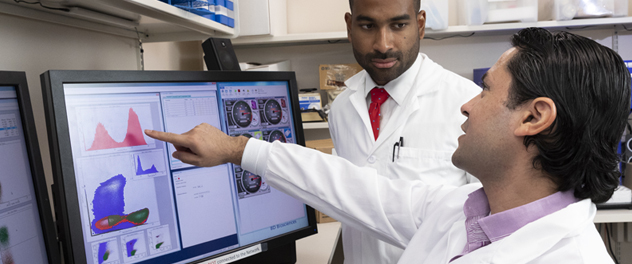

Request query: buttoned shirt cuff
[{"left": 241, "top": 138, "right": 272, "bottom": 176}]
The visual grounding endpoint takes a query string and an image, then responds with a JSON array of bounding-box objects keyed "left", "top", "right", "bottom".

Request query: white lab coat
[
  {"left": 241, "top": 140, "right": 614, "bottom": 264},
  {"left": 328, "top": 53, "right": 481, "bottom": 263}
]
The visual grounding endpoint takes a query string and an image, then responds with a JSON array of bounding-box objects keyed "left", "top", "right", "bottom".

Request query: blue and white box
[
  {"left": 299, "top": 92, "right": 322, "bottom": 111},
  {"left": 215, "top": 0, "right": 234, "bottom": 27},
  {"left": 226, "top": 0, "right": 234, "bottom": 28},
  {"left": 205, "top": 0, "right": 216, "bottom": 20}
]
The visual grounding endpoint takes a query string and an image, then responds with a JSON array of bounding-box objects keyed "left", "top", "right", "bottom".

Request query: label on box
[{"left": 299, "top": 94, "right": 321, "bottom": 110}]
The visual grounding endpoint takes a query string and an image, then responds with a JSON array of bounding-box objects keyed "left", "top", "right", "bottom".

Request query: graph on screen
[
  {"left": 77, "top": 105, "right": 155, "bottom": 154},
  {"left": 0, "top": 205, "right": 47, "bottom": 264},
  {"left": 136, "top": 156, "right": 158, "bottom": 175},
  {"left": 91, "top": 238, "right": 119, "bottom": 264},
  {"left": 87, "top": 174, "right": 159, "bottom": 236},
  {"left": 133, "top": 150, "right": 166, "bottom": 178},
  {"left": 120, "top": 232, "right": 148, "bottom": 261},
  {"left": 88, "top": 108, "right": 147, "bottom": 151}
]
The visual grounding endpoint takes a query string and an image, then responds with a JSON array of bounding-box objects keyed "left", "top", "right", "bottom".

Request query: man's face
[
  {"left": 452, "top": 48, "right": 526, "bottom": 179},
  {"left": 345, "top": 0, "right": 425, "bottom": 85}
]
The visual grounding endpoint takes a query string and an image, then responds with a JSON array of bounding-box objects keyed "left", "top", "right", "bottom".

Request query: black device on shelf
[
  {"left": 202, "top": 38, "right": 241, "bottom": 71},
  {"left": 0, "top": 71, "right": 61, "bottom": 264},
  {"left": 41, "top": 70, "right": 316, "bottom": 264}
]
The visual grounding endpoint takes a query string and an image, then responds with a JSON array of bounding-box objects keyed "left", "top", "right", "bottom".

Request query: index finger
[{"left": 145, "top": 129, "right": 189, "bottom": 147}]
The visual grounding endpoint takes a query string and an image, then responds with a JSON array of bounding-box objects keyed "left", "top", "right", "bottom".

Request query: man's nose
[
  {"left": 373, "top": 27, "right": 394, "bottom": 54},
  {"left": 461, "top": 95, "right": 478, "bottom": 118}
]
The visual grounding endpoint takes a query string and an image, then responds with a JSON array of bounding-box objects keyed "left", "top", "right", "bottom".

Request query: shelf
[
  {"left": 234, "top": 31, "right": 348, "bottom": 46},
  {"left": 595, "top": 209, "right": 632, "bottom": 223},
  {"left": 296, "top": 222, "right": 341, "bottom": 264},
  {"left": 303, "top": 122, "right": 329, "bottom": 130},
  {"left": 101, "top": 0, "right": 236, "bottom": 42},
  {"left": 0, "top": 0, "right": 236, "bottom": 42},
  {"left": 232, "top": 16, "right": 632, "bottom": 46}
]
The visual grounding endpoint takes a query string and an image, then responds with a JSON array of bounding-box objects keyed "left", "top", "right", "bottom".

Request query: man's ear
[
  {"left": 418, "top": 10, "right": 426, "bottom": 40},
  {"left": 345, "top": 12, "right": 353, "bottom": 43},
  {"left": 514, "top": 97, "right": 557, "bottom": 136}
]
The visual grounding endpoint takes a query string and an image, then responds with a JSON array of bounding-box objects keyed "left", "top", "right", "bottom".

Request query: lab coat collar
[
  {"left": 451, "top": 198, "right": 596, "bottom": 264},
  {"left": 370, "top": 54, "right": 443, "bottom": 151},
  {"left": 343, "top": 53, "right": 444, "bottom": 151},
  {"left": 346, "top": 72, "right": 373, "bottom": 141}
]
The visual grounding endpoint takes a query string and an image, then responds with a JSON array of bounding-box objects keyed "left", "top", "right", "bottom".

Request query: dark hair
[
  {"left": 349, "top": 0, "right": 420, "bottom": 12},
  {"left": 506, "top": 27, "right": 631, "bottom": 203}
]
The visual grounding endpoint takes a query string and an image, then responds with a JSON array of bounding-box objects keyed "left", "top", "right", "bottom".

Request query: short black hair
[
  {"left": 349, "top": 0, "right": 421, "bottom": 12},
  {"left": 506, "top": 27, "right": 631, "bottom": 203}
]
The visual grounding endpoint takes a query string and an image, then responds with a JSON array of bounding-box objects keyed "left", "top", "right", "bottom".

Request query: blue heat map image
[
  {"left": 98, "top": 242, "right": 110, "bottom": 264},
  {"left": 91, "top": 175, "right": 128, "bottom": 234},
  {"left": 126, "top": 239, "right": 138, "bottom": 257},
  {"left": 91, "top": 174, "right": 150, "bottom": 234}
]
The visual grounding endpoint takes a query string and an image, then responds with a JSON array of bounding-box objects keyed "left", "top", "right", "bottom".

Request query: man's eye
[
  {"left": 482, "top": 83, "right": 490, "bottom": 91},
  {"left": 361, "top": 24, "right": 373, "bottom": 29},
  {"left": 394, "top": 23, "right": 407, "bottom": 29}
]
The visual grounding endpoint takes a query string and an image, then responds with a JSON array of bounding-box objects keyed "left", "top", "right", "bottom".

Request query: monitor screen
[
  {"left": 41, "top": 70, "right": 316, "bottom": 264},
  {"left": 0, "top": 71, "right": 60, "bottom": 264}
]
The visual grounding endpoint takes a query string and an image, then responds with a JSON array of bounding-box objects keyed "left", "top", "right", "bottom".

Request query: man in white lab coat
[
  {"left": 146, "top": 28, "right": 630, "bottom": 263},
  {"left": 330, "top": 0, "right": 480, "bottom": 262}
]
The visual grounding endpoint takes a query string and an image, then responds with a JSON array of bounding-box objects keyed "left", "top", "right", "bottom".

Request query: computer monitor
[
  {"left": 0, "top": 71, "right": 60, "bottom": 264},
  {"left": 41, "top": 70, "right": 317, "bottom": 264}
]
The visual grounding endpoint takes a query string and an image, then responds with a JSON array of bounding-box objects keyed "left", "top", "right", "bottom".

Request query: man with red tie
[{"left": 327, "top": 0, "right": 481, "bottom": 262}]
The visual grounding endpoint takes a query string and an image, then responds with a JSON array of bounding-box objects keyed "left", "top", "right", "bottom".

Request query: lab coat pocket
[{"left": 393, "top": 147, "right": 466, "bottom": 185}]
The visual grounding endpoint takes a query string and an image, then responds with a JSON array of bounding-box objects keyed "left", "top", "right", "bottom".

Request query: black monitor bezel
[
  {"left": 40, "top": 70, "right": 317, "bottom": 264},
  {"left": 0, "top": 71, "right": 61, "bottom": 264}
]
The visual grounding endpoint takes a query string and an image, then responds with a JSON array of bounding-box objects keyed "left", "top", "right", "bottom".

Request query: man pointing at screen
[{"left": 145, "top": 28, "right": 629, "bottom": 263}]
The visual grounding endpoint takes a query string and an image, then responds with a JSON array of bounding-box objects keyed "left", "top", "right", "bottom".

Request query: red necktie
[{"left": 369, "top": 87, "right": 389, "bottom": 140}]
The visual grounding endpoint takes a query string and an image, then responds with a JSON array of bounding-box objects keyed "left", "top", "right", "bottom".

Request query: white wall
[
  {"left": 286, "top": 0, "right": 349, "bottom": 34},
  {"left": 0, "top": 13, "right": 140, "bottom": 216},
  {"left": 143, "top": 41, "right": 204, "bottom": 71}
]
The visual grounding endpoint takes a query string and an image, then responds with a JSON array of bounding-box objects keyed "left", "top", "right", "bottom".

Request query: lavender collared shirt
[{"left": 449, "top": 188, "right": 579, "bottom": 262}]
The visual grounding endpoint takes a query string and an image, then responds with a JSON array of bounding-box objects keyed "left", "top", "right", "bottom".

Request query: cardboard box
[
  {"left": 306, "top": 138, "right": 337, "bottom": 223},
  {"left": 315, "top": 210, "right": 337, "bottom": 223},
  {"left": 319, "top": 64, "right": 363, "bottom": 90},
  {"left": 306, "top": 138, "right": 334, "bottom": 155}
]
